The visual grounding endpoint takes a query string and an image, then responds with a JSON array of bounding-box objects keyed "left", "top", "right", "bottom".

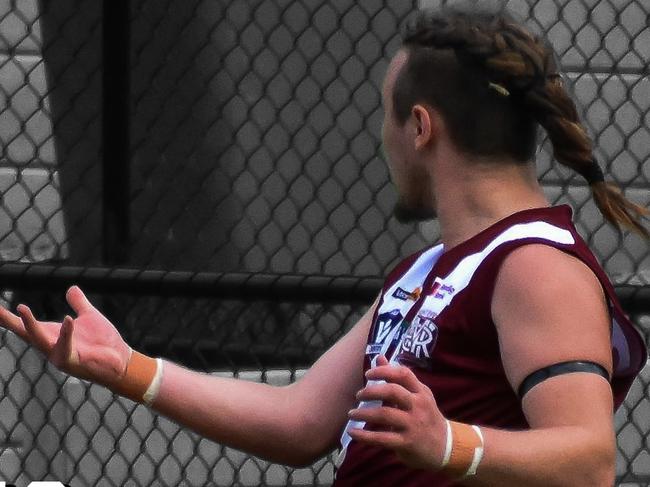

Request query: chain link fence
[{"left": 0, "top": 0, "right": 648, "bottom": 485}]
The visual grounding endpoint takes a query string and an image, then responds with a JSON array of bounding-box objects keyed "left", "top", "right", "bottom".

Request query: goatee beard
[
  {"left": 391, "top": 163, "right": 435, "bottom": 223},
  {"left": 393, "top": 198, "right": 436, "bottom": 223}
]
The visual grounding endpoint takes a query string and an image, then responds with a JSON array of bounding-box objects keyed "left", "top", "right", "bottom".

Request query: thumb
[
  {"left": 52, "top": 315, "right": 75, "bottom": 369},
  {"left": 66, "top": 286, "right": 94, "bottom": 315},
  {"left": 61, "top": 315, "right": 75, "bottom": 362}
]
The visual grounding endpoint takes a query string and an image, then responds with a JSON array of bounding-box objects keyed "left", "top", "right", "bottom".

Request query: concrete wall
[
  {"left": 0, "top": 0, "right": 64, "bottom": 482},
  {"left": 0, "top": 0, "right": 66, "bottom": 263},
  {"left": 0, "top": 0, "right": 102, "bottom": 483}
]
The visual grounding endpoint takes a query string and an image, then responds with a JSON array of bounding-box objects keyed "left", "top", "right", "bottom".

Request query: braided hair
[{"left": 393, "top": 5, "right": 649, "bottom": 238}]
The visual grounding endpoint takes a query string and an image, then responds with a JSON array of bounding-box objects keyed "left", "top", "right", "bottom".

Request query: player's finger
[
  {"left": 376, "top": 354, "right": 390, "bottom": 366},
  {"left": 348, "top": 405, "right": 408, "bottom": 429},
  {"left": 348, "top": 427, "right": 405, "bottom": 450},
  {"left": 0, "top": 306, "right": 28, "bottom": 339},
  {"left": 61, "top": 315, "right": 75, "bottom": 363},
  {"left": 66, "top": 286, "right": 94, "bottom": 315},
  {"left": 357, "top": 382, "right": 413, "bottom": 410},
  {"left": 17, "top": 304, "right": 50, "bottom": 352},
  {"left": 366, "top": 364, "right": 422, "bottom": 393}
]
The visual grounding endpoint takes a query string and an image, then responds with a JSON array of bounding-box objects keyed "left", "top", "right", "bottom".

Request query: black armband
[{"left": 517, "top": 360, "right": 610, "bottom": 399}]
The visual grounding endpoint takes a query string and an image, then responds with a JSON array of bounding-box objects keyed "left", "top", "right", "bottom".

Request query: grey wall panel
[
  {"left": 0, "top": 1, "right": 69, "bottom": 482},
  {"left": 0, "top": 0, "right": 42, "bottom": 53},
  {"left": 0, "top": 55, "right": 56, "bottom": 166},
  {"left": 0, "top": 168, "right": 67, "bottom": 261}
]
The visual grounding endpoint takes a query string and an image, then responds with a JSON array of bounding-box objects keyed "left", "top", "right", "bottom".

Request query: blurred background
[{"left": 0, "top": 0, "right": 648, "bottom": 485}]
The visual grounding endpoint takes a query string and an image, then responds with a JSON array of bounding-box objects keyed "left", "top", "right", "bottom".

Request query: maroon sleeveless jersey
[{"left": 333, "top": 205, "right": 646, "bottom": 487}]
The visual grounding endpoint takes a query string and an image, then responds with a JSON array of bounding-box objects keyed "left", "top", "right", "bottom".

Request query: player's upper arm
[
  {"left": 491, "top": 245, "right": 614, "bottom": 434},
  {"left": 287, "top": 295, "right": 379, "bottom": 458}
]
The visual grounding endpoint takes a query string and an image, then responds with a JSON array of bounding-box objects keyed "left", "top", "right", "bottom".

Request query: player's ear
[{"left": 411, "top": 104, "right": 434, "bottom": 151}]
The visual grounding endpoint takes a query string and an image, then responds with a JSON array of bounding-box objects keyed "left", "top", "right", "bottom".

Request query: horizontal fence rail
[
  {"left": 1, "top": 263, "right": 650, "bottom": 311},
  {"left": 0, "top": 264, "right": 380, "bottom": 302}
]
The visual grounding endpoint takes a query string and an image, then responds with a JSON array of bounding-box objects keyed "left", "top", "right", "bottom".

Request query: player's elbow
[
  {"left": 549, "top": 431, "right": 615, "bottom": 487},
  {"left": 582, "top": 459, "right": 614, "bottom": 487},
  {"left": 594, "top": 464, "right": 615, "bottom": 487},
  {"left": 282, "top": 421, "right": 326, "bottom": 468},
  {"left": 278, "top": 439, "right": 327, "bottom": 468},
  {"left": 580, "top": 436, "right": 615, "bottom": 487},
  {"left": 257, "top": 420, "right": 324, "bottom": 468},
  {"left": 271, "top": 449, "right": 321, "bottom": 469},
  {"left": 284, "top": 453, "right": 322, "bottom": 469},
  {"left": 284, "top": 409, "right": 336, "bottom": 467},
  {"left": 591, "top": 455, "right": 615, "bottom": 486}
]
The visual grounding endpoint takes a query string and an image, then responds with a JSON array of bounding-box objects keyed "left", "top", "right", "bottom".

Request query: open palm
[{"left": 0, "top": 286, "right": 130, "bottom": 387}]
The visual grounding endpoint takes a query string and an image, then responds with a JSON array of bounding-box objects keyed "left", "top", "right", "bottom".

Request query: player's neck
[{"left": 433, "top": 156, "right": 550, "bottom": 252}]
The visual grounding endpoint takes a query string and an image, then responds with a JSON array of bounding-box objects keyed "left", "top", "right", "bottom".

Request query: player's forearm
[
  {"left": 462, "top": 425, "right": 615, "bottom": 487},
  {"left": 148, "top": 360, "right": 317, "bottom": 466}
]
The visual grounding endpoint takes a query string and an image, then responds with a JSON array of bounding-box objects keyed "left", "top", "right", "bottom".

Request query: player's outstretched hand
[{"left": 0, "top": 286, "right": 131, "bottom": 388}]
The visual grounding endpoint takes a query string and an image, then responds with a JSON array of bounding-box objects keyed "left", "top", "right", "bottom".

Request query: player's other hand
[
  {"left": 0, "top": 286, "right": 131, "bottom": 388},
  {"left": 347, "top": 355, "right": 448, "bottom": 471}
]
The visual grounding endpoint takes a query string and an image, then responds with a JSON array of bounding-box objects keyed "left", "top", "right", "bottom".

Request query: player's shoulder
[
  {"left": 497, "top": 243, "right": 599, "bottom": 290},
  {"left": 492, "top": 243, "right": 606, "bottom": 322}
]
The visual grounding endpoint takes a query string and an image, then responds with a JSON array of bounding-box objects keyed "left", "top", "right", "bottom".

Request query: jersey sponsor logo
[
  {"left": 399, "top": 308, "right": 438, "bottom": 360},
  {"left": 374, "top": 309, "right": 402, "bottom": 343},
  {"left": 430, "top": 280, "right": 455, "bottom": 300},
  {"left": 366, "top": 343, "right": 384, "bottom": 355},
  {"left": 391, "top": 286, "right": 421, "bottom": 301},
  {"left": 366, "top": 309, "right": 408, "bottom": 355}
]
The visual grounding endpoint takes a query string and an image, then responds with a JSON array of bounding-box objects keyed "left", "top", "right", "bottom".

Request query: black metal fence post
[{"left": 103, "top": 0, "right": 131, "bottom": 265}]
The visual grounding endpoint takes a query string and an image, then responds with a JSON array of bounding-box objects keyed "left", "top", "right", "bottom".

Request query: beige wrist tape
[
  {"left": 440, "top": 420, "right": 484, "bottom": 478},
  {"left": 110, "top": 349, "right": 163, "bottom": 406}
]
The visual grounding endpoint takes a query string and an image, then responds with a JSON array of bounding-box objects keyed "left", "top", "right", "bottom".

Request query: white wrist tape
[
  {"left": 465, "top": 425, "right": 484, "bottom": 477},
  {"left": 441, "top": 419, "right": 453, "bottom": 467},
  {"left": 142, "top": 358, "right": 164, "bottom": 406}
]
